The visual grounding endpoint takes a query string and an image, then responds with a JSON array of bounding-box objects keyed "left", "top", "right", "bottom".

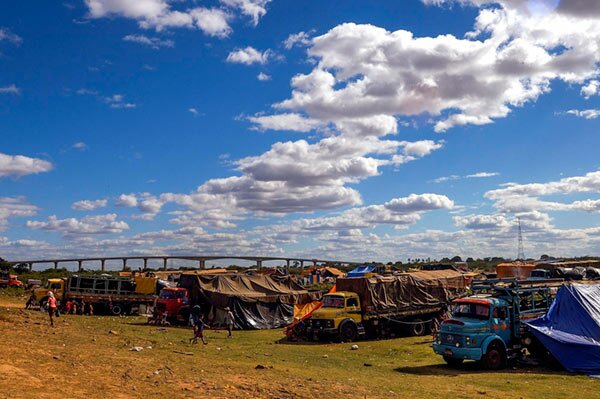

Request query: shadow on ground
[{"left": 394, "top": 362, "right": 567, "bottom": 377}]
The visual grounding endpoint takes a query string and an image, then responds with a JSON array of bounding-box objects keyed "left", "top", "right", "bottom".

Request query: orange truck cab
[
  {"left": 0, "top": 273, "right": 23, "bottom": 288},
  {"left": 156, "top": 287, "right": 190, "bottom": 322}
]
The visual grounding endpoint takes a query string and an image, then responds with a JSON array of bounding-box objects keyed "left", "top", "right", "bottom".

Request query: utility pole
[{"left": 517, "top": 217, "right": 525, "bottom": 261}]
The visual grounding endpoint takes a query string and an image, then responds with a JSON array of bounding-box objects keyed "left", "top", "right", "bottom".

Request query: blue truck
[{"left": 432, "top": 279, "right": 561, "bottom": 369}]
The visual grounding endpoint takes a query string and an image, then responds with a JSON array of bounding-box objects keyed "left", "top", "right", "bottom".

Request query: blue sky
[{"left": 2, "top": 0, "right": 600, "bottom": 268}]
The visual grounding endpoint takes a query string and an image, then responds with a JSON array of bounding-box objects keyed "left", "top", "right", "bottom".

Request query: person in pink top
[{"left": 47, "top": 291, "right": 57, "bottom": 327}]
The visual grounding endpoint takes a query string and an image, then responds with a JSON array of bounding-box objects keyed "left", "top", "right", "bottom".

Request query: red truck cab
[
  {"left": 0, "top": 274, "right": 23, "bottom": 288},
  {"left": 156, "top": 287, "right": 190, "bottom": 322}
]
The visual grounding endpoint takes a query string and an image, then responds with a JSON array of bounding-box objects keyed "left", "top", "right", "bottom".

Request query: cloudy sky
[{"left": 2, "top": 0, "right": 600, "bottom": 267}]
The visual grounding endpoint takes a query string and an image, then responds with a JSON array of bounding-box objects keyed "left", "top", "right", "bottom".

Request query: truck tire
[
  {"left": 482, "top": 342, "right": 506, "bottom": 370},
  {"left": 339, "top": 321, "right": 358, "bottom": 342},
  {"left": 409, "top": 319, "right": 427, "bottom": 336},
  {"left": 111, "top": 304, "right": 122, "bottom": 316},
  {"left": 443, "top": 356, "right": 463, "bottom": 367}
]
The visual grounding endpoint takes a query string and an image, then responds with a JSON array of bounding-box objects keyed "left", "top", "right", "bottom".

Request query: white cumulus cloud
[
  {"left": 123, "top": 34, "right": 174, "bottom": 49},
  {"left": 565, "top": 109, "right": 600, "bottom": 119},
  {"left": 72, "top": 199, "right": 108, "bottom": 211},
  {"left": 0, "top": 153, "right": 53, "bottom": 178},
  {"left": 0, "top": 84, "right": 20, "bottom": 94},
  {"left": 226, "top": 46, "right": 273, "bottom": 65}
]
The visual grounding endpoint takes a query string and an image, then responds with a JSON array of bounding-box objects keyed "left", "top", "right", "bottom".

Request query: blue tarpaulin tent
[
  {"left": 525, "top": 284, "right": 600, "bottom": 376},
  {"left": 346, "top": 265, "right": 376, "bottom": 278}
]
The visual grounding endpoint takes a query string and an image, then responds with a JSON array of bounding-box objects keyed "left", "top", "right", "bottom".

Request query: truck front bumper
[
  {"left": 433, "top": 343, "right": 483, "bottom": 361},
  {"left": 307, "top": 327, "right": 338, "bottom": 336}
]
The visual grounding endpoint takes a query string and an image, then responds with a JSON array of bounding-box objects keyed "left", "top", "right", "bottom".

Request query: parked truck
[
  {"left": 33, "top": 274, "right": 159, "bottom": 315},
  {"left": 432, "top": 278, "right": 561, "bottom": 369},
  {"left": 0, "top": 271, "right": 23, "bottom": 288},
  {"left": 154, "top": 287, "right": 191, "bottom": 323},
  {"left": 306, "top": 270, "right": 467, "bottom": 342}
]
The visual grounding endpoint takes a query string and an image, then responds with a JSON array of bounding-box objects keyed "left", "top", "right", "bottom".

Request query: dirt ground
[{"left": 0, "top": 295, "right": 597, "bottom": 399}]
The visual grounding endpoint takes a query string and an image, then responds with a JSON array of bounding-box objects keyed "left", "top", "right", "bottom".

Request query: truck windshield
[
  {"left": 453, "top": 302, "right": 490, "bottom": 320},
  {"left": 322, "top": 296, "right": 345, "bottom": 308},
  {"left": 159, "top": 290, "right": 185, "bottom": 299}
]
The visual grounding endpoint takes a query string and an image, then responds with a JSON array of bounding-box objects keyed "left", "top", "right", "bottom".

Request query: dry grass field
[{"left": 0, "top": 294, "right": 597, "bottom": 399}]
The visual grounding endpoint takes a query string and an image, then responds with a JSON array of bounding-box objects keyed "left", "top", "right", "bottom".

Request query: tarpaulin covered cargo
[
  {"left": 134, "top": 276, "right": 157, "bottom": 295},
  {"left": 336, "top": 270, "right": 466, "bottom": 315},
  {"left": 178, "top": 273, "right": 322, "bottom": 330},
  {"left": 525, "top": 284, "right": 600, "bottom": 376},
  {"left": 496, "top": 262, "right": 536, "bottom": 279}
]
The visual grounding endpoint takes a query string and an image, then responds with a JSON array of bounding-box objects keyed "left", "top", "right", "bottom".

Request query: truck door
[
  {"left": 50, "top": 281, "right": 64, "bottom": 297},
  {"left": 491, "top": 306, "right": 511, "bottom": 343},
  {"left": 346, "top": 297, "right": 362, "bottom": 323}
]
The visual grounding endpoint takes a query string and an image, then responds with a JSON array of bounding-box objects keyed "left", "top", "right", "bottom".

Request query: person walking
[
  {"left": 224, "top": 307, "right": 235, "bottom": 338},
  {"left": 189, "top": 305, "right": 207, "bottom": 345},
  {"left": 47, "top": 291, "right": 57, "bottom": 327},
  {"left": 25, "top": 292, "right": 36, "bottom": 310}
]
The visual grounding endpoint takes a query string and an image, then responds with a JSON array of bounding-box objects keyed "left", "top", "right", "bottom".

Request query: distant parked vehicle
[
  {"left": 529, "top": 269, "right": 551, "bottom": 279},
  {"left": 154, "top": 287, "right": 191, "bottom": 323},
  {"left": 0, "top": 271, "right": 23, "bottom": 288},
  {"left": 26, "top": 279, "right": 42, "bottom": 290},
  {"left": 33, "top": 275, "right": 158, "bottom": 315}
]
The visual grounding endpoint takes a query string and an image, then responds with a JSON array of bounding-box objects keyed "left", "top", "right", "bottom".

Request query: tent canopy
[
  {"left": 526, "top": 284, "right": 600, "bottom": 376},
  {"left": 347, "top": 265, "right": 376, "bottom": 278}
]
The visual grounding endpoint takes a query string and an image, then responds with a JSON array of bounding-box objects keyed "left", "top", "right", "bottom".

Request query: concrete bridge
[{"left": 6, "top": 255, "right": 363, "bottom": 272}]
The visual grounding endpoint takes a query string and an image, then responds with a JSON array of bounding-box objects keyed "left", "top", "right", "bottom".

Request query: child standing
[{"left": 47, "top": 291, "right": 57, "bottom": 327}]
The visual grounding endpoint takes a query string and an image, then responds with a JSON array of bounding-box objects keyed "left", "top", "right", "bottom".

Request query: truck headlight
[
  {"left": 465, "top": 336, "right": 470, "bottom": 346},
  {"left": 455, "top": 342, "right": 460, "bottom": 348}
]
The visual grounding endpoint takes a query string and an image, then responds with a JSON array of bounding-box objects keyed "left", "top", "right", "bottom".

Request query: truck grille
[
  {"left": 441, "top": 333, "right": 463, "bottom": 347},
  {"left": 310, "top": 319, "right": 334, "bottom": 329}
]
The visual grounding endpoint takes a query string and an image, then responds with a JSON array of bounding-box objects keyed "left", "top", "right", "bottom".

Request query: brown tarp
[
  {"left": 336, "top": 270, "right": 466, "bottom": 315},
  {"left": 178, "top": 273, "right": 322, "bottom": 329}
]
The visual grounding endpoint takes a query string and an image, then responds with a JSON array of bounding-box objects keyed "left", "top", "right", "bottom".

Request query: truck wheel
[
  {"left": 339, "top": 321, "right": 358, "bottom": 342},
  {"left": 482, "top": 342, "right": 506, "bottom": 370},
  {"left": 111, "top": 305, "right": 122, "bottom": 316},
  {"left": 409, "top": 319, "right": 427, "bottom": 336},
  {"left": 443, "top": 356, "right": 463, "bottom": 367}
]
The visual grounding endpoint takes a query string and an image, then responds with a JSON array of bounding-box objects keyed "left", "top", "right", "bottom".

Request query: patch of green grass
[
  {"left": 1, "top": 299, "right": 597, "bottom": 399},
  {"left": 66, "top": 314, "right": 599, "bottom": 399}
]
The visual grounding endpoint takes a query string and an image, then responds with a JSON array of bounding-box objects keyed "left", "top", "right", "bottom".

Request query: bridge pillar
[
  {"left": 286, "top": 259, "right": 290, "bottom": 270},
  {"left": 122, "top": 258, "right": 127, "bottom": 271},
  {"left": 54, "top": 261, "right": 58, "bottom": 270},
  {"left": 143, "top": 258, "right": 148, "bottom": 270},
  {"left": 299, "top": 260, "right": 304, "bottom": 269},
  {"left": 28, "top": 263, "right": 33, "bottom": 271},
  {"left": 198, "top": 259, "right": 205, "bottom": 269},
  {"left": 78, "top": 260, "right": 83, "bottom": 272},
  {"left": 101, "top": 259, "right": 106, "bottom": 272},
  {"left": 163, "top": 258, "right": 168, "bottom": 270},
  {"left": 313, "top": 260, "right": 317, "bottom": 266},
  {"left": 256, "top": 260, "right": 262, "bottom": 269}
]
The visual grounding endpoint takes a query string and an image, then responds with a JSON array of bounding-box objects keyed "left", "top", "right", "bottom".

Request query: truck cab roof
[
  {"left": 324, "top": 291, "right": 358, "bottom": 298},
  {"left": 454, "top": 295, "right": 508, "bottom": 307}
]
